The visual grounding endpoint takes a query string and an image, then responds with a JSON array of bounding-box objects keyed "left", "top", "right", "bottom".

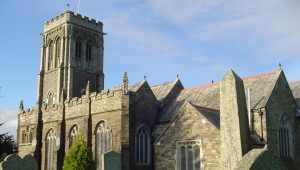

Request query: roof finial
[
  {"left": 278, "top": 63, "right": 282, "bottom": 70},
  {"left": 122, "top": 72, "right": 128, "bottom": 94},
  {"left": 144, "top": 75, "right": 147, "bottom": 81},
  {"left": 176, "top": 74, "right": 179, "bottom": 79},
  {"left": 211, "top": 80, "right": 214, "bottom": 84}
]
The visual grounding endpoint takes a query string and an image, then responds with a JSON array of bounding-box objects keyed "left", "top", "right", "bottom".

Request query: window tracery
[{"left": 95, "top": 121, "right": 112, "bottom": 170}]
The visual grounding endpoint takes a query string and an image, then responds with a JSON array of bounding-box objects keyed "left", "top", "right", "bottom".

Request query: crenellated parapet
[
  {"left": 44, "top": 11, "right": 103, "bottom": 33},
  {"left": 18, "top": 107, "right": 38, "bottom": 127}
]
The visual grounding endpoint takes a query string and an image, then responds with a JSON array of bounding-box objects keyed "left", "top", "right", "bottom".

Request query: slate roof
[
  {"left": 151, "top": 81, "right": 176, "bottom": 101},
  {"left": 156, "top": 71, "right": 279, "bottom": 123},
  {"left": 289, "top": 81, "right": 300, "bottom": 99}
]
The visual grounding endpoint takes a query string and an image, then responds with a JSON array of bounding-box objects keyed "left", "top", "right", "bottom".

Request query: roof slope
[
  {"left": 289, "top": 81, "right": 300, "bottom": 99},
  {"left": 157, "top": 83, "right": 220, "bottom": 123},
  {"left": 151, "top": 81, "right": 175, "bottom": 101},
  {"left": 157, "top": 71, "right": 279, "bottom": 123}
]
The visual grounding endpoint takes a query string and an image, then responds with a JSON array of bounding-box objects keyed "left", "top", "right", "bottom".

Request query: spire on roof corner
[
  {"left": 19, "top": 100, "right": 24, "bottom": 111},
  {"left": 122, "top": 72, "right": 129, "bottom": 94},
  {"left": 144, "top": 75, "right": 147, "bottom": 81},
  {"left": 211, "top": 80, "right": 214, "bottom": 84},
  {"left": 176, "top": 74, "right": 179, "bottom": 80}
]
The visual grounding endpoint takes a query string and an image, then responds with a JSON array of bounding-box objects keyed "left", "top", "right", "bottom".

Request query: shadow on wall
[{"left": 0, "top": 153, "right": 38, "bottom": 170}]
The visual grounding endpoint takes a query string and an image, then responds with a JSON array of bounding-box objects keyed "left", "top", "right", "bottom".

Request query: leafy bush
[{"left": 63, "top": 136, "right": 95, "bottom": 170}]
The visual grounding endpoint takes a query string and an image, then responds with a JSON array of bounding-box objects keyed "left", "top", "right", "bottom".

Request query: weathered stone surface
[{"left": 220, "top": 69, "right": 251, "bottom": 170}]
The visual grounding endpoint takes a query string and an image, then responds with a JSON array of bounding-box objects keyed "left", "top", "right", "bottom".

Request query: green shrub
[{"left": 63, "top": 137, "right": 95, "bottom": 170}]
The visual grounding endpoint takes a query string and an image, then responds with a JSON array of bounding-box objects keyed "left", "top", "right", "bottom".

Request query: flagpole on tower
[{"left": 78, "top": 0, "right": 81, "bottom": 13}]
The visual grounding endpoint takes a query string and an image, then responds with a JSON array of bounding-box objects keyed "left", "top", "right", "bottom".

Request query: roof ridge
[
  {"left": 289, "top": 81, "right": 300, "bottom": 85},
  {"left": 183, "top": 83, "right": 219, "bottom": 91},
  {"left": 183, "top": 71, "right": 277, "bottom": 92},
  {"left": 193, "top": 104, "right": 220, "bottom": 113},
  {"left": 151, "top": 81, "right": 171, "bottom": 88},
  {"left": 242, "top": 71, "right": 276, "bottom": 80}
]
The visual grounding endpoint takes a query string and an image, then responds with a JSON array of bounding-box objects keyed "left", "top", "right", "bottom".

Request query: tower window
[
  {"left": 86, "top": 43, "right": 92, "bottom": 61},
  {"left": 75, "top": 39, "right": 82, "bottom": 59},
  {"left": 47, "top": 92, "right": 55, "bottom": 105},
  {"left": 176, "top": 140, "right": 201, "bottom": 170},
  {"left": 55, "top": 38, "right": 61, "bottom": 67},
  {"left": 135, "top": 125, "right": 151, "bottom": 164},
  {"left": 48, "top": 41, "right": 54, "bottom": 70},
  {"left": 95, "top": 121, "right": 112, "bottom": 170}
]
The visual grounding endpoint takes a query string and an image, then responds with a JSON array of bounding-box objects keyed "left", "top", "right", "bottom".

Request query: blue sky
[{"left": 0, "top": 0, "right": 299, "bottom": 137}]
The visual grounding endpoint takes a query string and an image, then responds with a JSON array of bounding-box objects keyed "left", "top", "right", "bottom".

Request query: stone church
[{"left": 17, "top": 11, "right": 300, "bottom": 170}]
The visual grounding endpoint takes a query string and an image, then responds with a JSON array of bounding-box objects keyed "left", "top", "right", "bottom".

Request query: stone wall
[{"left": 155, "top": 102, "right": 221, "bottom": 170}]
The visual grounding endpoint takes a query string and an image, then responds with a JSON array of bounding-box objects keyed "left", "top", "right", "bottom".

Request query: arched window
[
  {"left": 95, "top": 121, "right": 112, "bottom": 170},
  {"left": 279, "top": 113, "right": 292, "bottom": 159},
  {"left": 45, "top": 129, "right": 56, "bottom": 170},
  {"left": 75, "top": 38, "right": 82, "bottom": 60},
  {"left": 48, "top": 41, "right": 54, "bottom": 70},
  {"left": 22, "top": 130, "right": 26, "bottom": 143},
  {"left": 55, "top": 38, "right": 61, "bottom": 68},
  {"left": 29, "top": 129, "right": 33, "bottom": 143},
  {"left": 176, "top": 140, "right": 201, "bottom": 170},
  {"left": 86, "top": 41, "right": 92, "bottom": 61},
  {"left": 135, "top": 125, "right": 151, "bottom": 164},
  {"left": 47, "top": 92, "right": 55, "bottom": 105},
  {"left": 69, "top": 125, "right": 79, "bottom": 148}
]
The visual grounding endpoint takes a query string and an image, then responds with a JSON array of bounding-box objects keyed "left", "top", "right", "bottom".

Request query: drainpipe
[
  {"left": 258, "top": 109, "right": 264, "bottom": 142},
  {"left": 247, "top": 88, "right": 252, "bottom": 133}
]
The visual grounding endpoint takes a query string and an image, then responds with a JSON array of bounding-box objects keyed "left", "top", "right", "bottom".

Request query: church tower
[{"left": 37, "top": 11, "right": 105, "bottom": 105}]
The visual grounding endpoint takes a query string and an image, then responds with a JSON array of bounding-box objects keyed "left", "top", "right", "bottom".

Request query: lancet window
[
  {"left": 48, "top": 41, "right": 54, "bottom": 70},
  {"left": 69, "top": 125, "right": 79, "bottom": 148},
  {"left": 75, "top": 38, "right": 82, "bottom": 59},
  {"left": 135, "top": 125, "right": 151, "bottom": 164},
  {"left": 279, "top": 113, "right": 292, "bottom": 159},
  {"left": 86, "top": 41, "right": 92, "bottom": 61},
  {"left": 55, "top": 38, "right": 61, "bottom": 67},
  {"left": 95, "top": 121, "right": 112, "bottom": 170},
  {"left": 45, "top": 129, "right": 56, "bottom": 170}
]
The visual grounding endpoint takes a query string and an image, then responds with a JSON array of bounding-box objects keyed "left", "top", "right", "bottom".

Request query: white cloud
[{"left": 0, "top": 108, "right": 18, "bottom": 137}]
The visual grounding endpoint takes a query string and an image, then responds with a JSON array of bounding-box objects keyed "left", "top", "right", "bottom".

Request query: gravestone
[
  {"left": 0, "top": 154, "right": 37, "bottom": 170},
  {"left": 103, "top": 151, "right": 121, "bottom": 170}
]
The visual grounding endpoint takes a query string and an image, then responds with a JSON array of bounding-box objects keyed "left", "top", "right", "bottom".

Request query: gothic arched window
[
  {"left": 45, "top": 129, "right": 56, "bottom": 170},
  {"left": 48, "top": 41, "right": 54, "bottom": 70},
  {"left": 47, "top": 92, "right": 55, "bottom": 105},
  {"left": 55, "top": 38, "right": 61, "bottom": 68},
  {"left": 176, "top": 140, "right": 201, "bottom": 170},
  {"left": 95, "top": 121, "right": 112, "bottom": 170},
  {"left": 86, "top": 41, "right": 92, "bottom": 61},
  {"left": 279, "top": 113, "right": 292, "bottom": 159},
  {"left": 135, "top": 125, "right": 151, "bottom": 164},
  {"left": 69, "top": 125, "right": 79, "bottom": 148},
  {"left": 75, "top": 38, "right": 82, "bottom": 59}
]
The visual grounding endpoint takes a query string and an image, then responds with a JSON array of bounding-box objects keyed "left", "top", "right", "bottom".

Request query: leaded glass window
[
  {"left": 45, "top": 129, "right": 56, "bottom": 170},
  {"left": 135, "top": 125, "right": 151, "bottom": 164},
  {"left": 176, "top": 140, "right": 201, "bottom": 170},
  {"left": 69, "top": 125, "right": 79, "bottom": 148},
  {"left": 95, "top": 121, "right": 112, "bottom": 170},
  {"left": 279, "top": 113, "right": 292, "bottom": 159}
]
